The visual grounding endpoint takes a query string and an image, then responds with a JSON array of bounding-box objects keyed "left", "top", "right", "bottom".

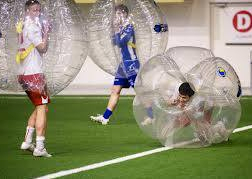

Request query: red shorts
[{"left": 18, "top": 73, "right": 50, "bottom": 106}]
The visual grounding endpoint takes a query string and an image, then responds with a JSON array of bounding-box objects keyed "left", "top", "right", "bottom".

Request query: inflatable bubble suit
[
  {"left": 0, "top": 0, "right": 87, "bottom": 96},
  {"left": 87, "top": 0, "right": 168, "bottom": 76},
  {"left": 133, "top": 46, "right": 241, "bottom": 148}
]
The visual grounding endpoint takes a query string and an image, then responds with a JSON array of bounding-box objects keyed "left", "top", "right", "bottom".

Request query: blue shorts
[
  {"left": 114, "top": 64, "right": 138, "bottom": 88},
  {"left": 114, "top": 74, "right": 137, "bottom": 88},
  {"left": 114, "top": 59, "right": 139, "bottom": 88}
]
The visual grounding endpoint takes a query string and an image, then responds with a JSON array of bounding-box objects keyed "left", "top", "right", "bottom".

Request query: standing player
[
  {"left": 18, "top": 0, "right": 51, "bottom": 157},
  {"left": 90, "top": 4, "right": 140, "bottom": 125}
]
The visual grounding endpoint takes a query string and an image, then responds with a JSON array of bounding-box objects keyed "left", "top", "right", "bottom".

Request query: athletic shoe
[
  {"left": 90, "top": 114, "right": 109, "bottom": 125},
  {"left": 141, "top": 117, "right": 154, "bottom": 126},
  {"left": 20, "top": 142, "right": 35, "bottom": 152},
  {"left": 33, "top": 148, "right": 52, "bottom": 157},
  {"left": 90, "top": 114, "right": 104, "bottom": 122}
]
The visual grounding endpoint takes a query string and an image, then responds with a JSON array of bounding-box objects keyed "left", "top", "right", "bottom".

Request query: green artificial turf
[{"left": 0, "top": 95, "right": 251, "bottom": 179}]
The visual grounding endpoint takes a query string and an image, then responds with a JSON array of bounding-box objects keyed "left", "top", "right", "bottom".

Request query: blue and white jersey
[
  {"left": 113, "top": 23, "right": 139, "bottom": 77},
  {"left": 114, "top": 23, "right": 137, "bottom": 61}
]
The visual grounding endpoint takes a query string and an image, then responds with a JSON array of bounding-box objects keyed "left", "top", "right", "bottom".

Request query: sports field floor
[{"left": 0, "top": 95, "right": 251, "bottom": 179}]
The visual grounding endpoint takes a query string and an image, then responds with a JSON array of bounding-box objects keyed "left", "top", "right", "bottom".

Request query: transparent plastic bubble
[
  {"left": 0, "top": 1, "right": 13, "bottom": 34},
  {"left": 133, "top": 50, "right": 241, "bottom": 148},
  {"left": 165, "top": 46, "right": 214, "bottom": 74},
  {"left": 0, "top": 0, "right": 12, "bottom": 89},
  {"left": 0, "top": 0, "right": 87, "bottom": 96},
  {"left": 87, "top": 0, "right": 168, "bottom": 76},
  {"left": 134, "top": 54, "right": 187, "bottom": 139},
  {"left": 186, "top": 57, "right": 242, "bottom": 99}
]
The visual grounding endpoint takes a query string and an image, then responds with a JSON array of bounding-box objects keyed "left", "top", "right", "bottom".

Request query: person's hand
[
  {"left": 42, "top": 20, "right": 51, "bottom": 35},
  {"left": 114, "top": 18, "right": 120, "bottom": 27},
  {"left": 171, "top": 99, "right": 178, "bottom": 105},
  {"left": 113, "top": 18, "right": 121, "bottom": 33},
  {"left": 168, "top": 99, "right": 178, "bottom": 106}
]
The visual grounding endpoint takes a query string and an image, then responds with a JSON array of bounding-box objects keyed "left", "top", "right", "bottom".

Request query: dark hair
[
  {"left": 115, "top": 4, "right": 129, "bottom": 15},
  {"left": 25, "top": 0, "right": 40, "bottom": 10},
  {"left": 179, "top": 82, "right": 195, "bottom": 97}
]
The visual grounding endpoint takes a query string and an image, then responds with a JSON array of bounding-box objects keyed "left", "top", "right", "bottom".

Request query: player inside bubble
[
  {"left": 133, "top": 47, "right": 241, "bottom": 148},
  {"left": 1, "top": 0, "right": 87, "bottom": 157},
  {"left": 90, "top": 4, "right": 140, "bottom": 125},
  {"left": 141, "top": 82, "right": 194, "bottom": 126},
  {"left": 16, "top": 0, "right": 51, "bottom": 158},
  {"left": 87, "top": 0, "right": 168, "bottom": 76},
  {"left": 141, "top": 81, "right": 229, "bottom": 146}
]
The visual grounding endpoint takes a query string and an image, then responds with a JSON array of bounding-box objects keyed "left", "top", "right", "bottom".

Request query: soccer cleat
[
  {"left": 90, "top": 114, "right": 109, "bottom": 125},
  {"left": 141, "top": 117, "right": 153, "bottom": 126},
  {"left": 20, "top": 142, "right": 35, "bottom": 152},
  {"left": 33, "top": 148, "right": 52, "bottom": 157},
  {"left": 90, "top": 114, "right": 103, "bottom": 122},
  {"left": 101, "top": 119, "right": 109, "bottom": 125}
]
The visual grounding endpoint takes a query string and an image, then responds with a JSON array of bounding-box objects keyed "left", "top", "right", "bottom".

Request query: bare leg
[
  {"left": 23, "top": 108, "right": 36, "bottom": 142},
  {"left": 33, "top": 104, "right": 51, "bottom": 157},
  {"left": 21, "top": 108, "right": 37, "bottom": 149},
  {"left": 90, "top": 85, "right": 123, "bottom": 124},
  {"left": 27, "top": 108, "right": 37, "bottom": 128},
  {"left": 35, "top": 104, "right": 47, "bottom": 136},
  {"left": 107, "top": 85, "right": 123, "bottom": 111}
]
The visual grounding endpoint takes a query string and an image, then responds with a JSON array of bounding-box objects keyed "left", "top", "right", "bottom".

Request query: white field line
[
  {"left": 233, "top": 125, "right": 252, "bottom": 133},
  {"left": 35, "top": 125, "right": 252, "bottom": 179}
]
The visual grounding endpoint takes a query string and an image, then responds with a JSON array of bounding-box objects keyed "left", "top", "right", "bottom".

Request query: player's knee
[
  {"left": 36, "top": 104, "right": 47, "bottom": 111},
  {"left": 111, "top": 89, "right": 120, "bottom": 96},
  {"left": 111, "top": 87, "right": 121, "bottom": 96}
]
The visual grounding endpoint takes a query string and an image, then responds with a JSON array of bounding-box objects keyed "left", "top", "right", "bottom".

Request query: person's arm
[
  {"left": 114, "top": 24, "right": 134, "bottom": 47},
  {"left": 36, "top": 32, "right": 48, "bottom": 53},
  {"left": 28, "top": 23, "right": 50, "bottom": 54},
  {"left": 36, "top": 23, "right": 50, "bottom": 53}
]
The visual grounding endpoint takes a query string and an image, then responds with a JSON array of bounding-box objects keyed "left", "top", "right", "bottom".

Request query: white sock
[
  {"left": 24, "top": 126, "right": 35, "bottom": 144},
  {"left": 36, "top": 136, "right": 45, "bottom": 150}
]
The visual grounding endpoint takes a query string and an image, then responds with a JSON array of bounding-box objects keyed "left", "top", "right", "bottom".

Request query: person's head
[
  {"left": 25, "top": 0, "right": 41, "bottom": 18},
  {"left": 115, "top": 4, "right": 129, "bottom": 21},
  {"left": 178, "top": 82, "right": 195, "bottom": 105}
]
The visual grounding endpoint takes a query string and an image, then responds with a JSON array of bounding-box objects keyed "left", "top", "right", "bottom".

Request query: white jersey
[{"left": 18, "top": 18, "right": 43, "bottom": 75}]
